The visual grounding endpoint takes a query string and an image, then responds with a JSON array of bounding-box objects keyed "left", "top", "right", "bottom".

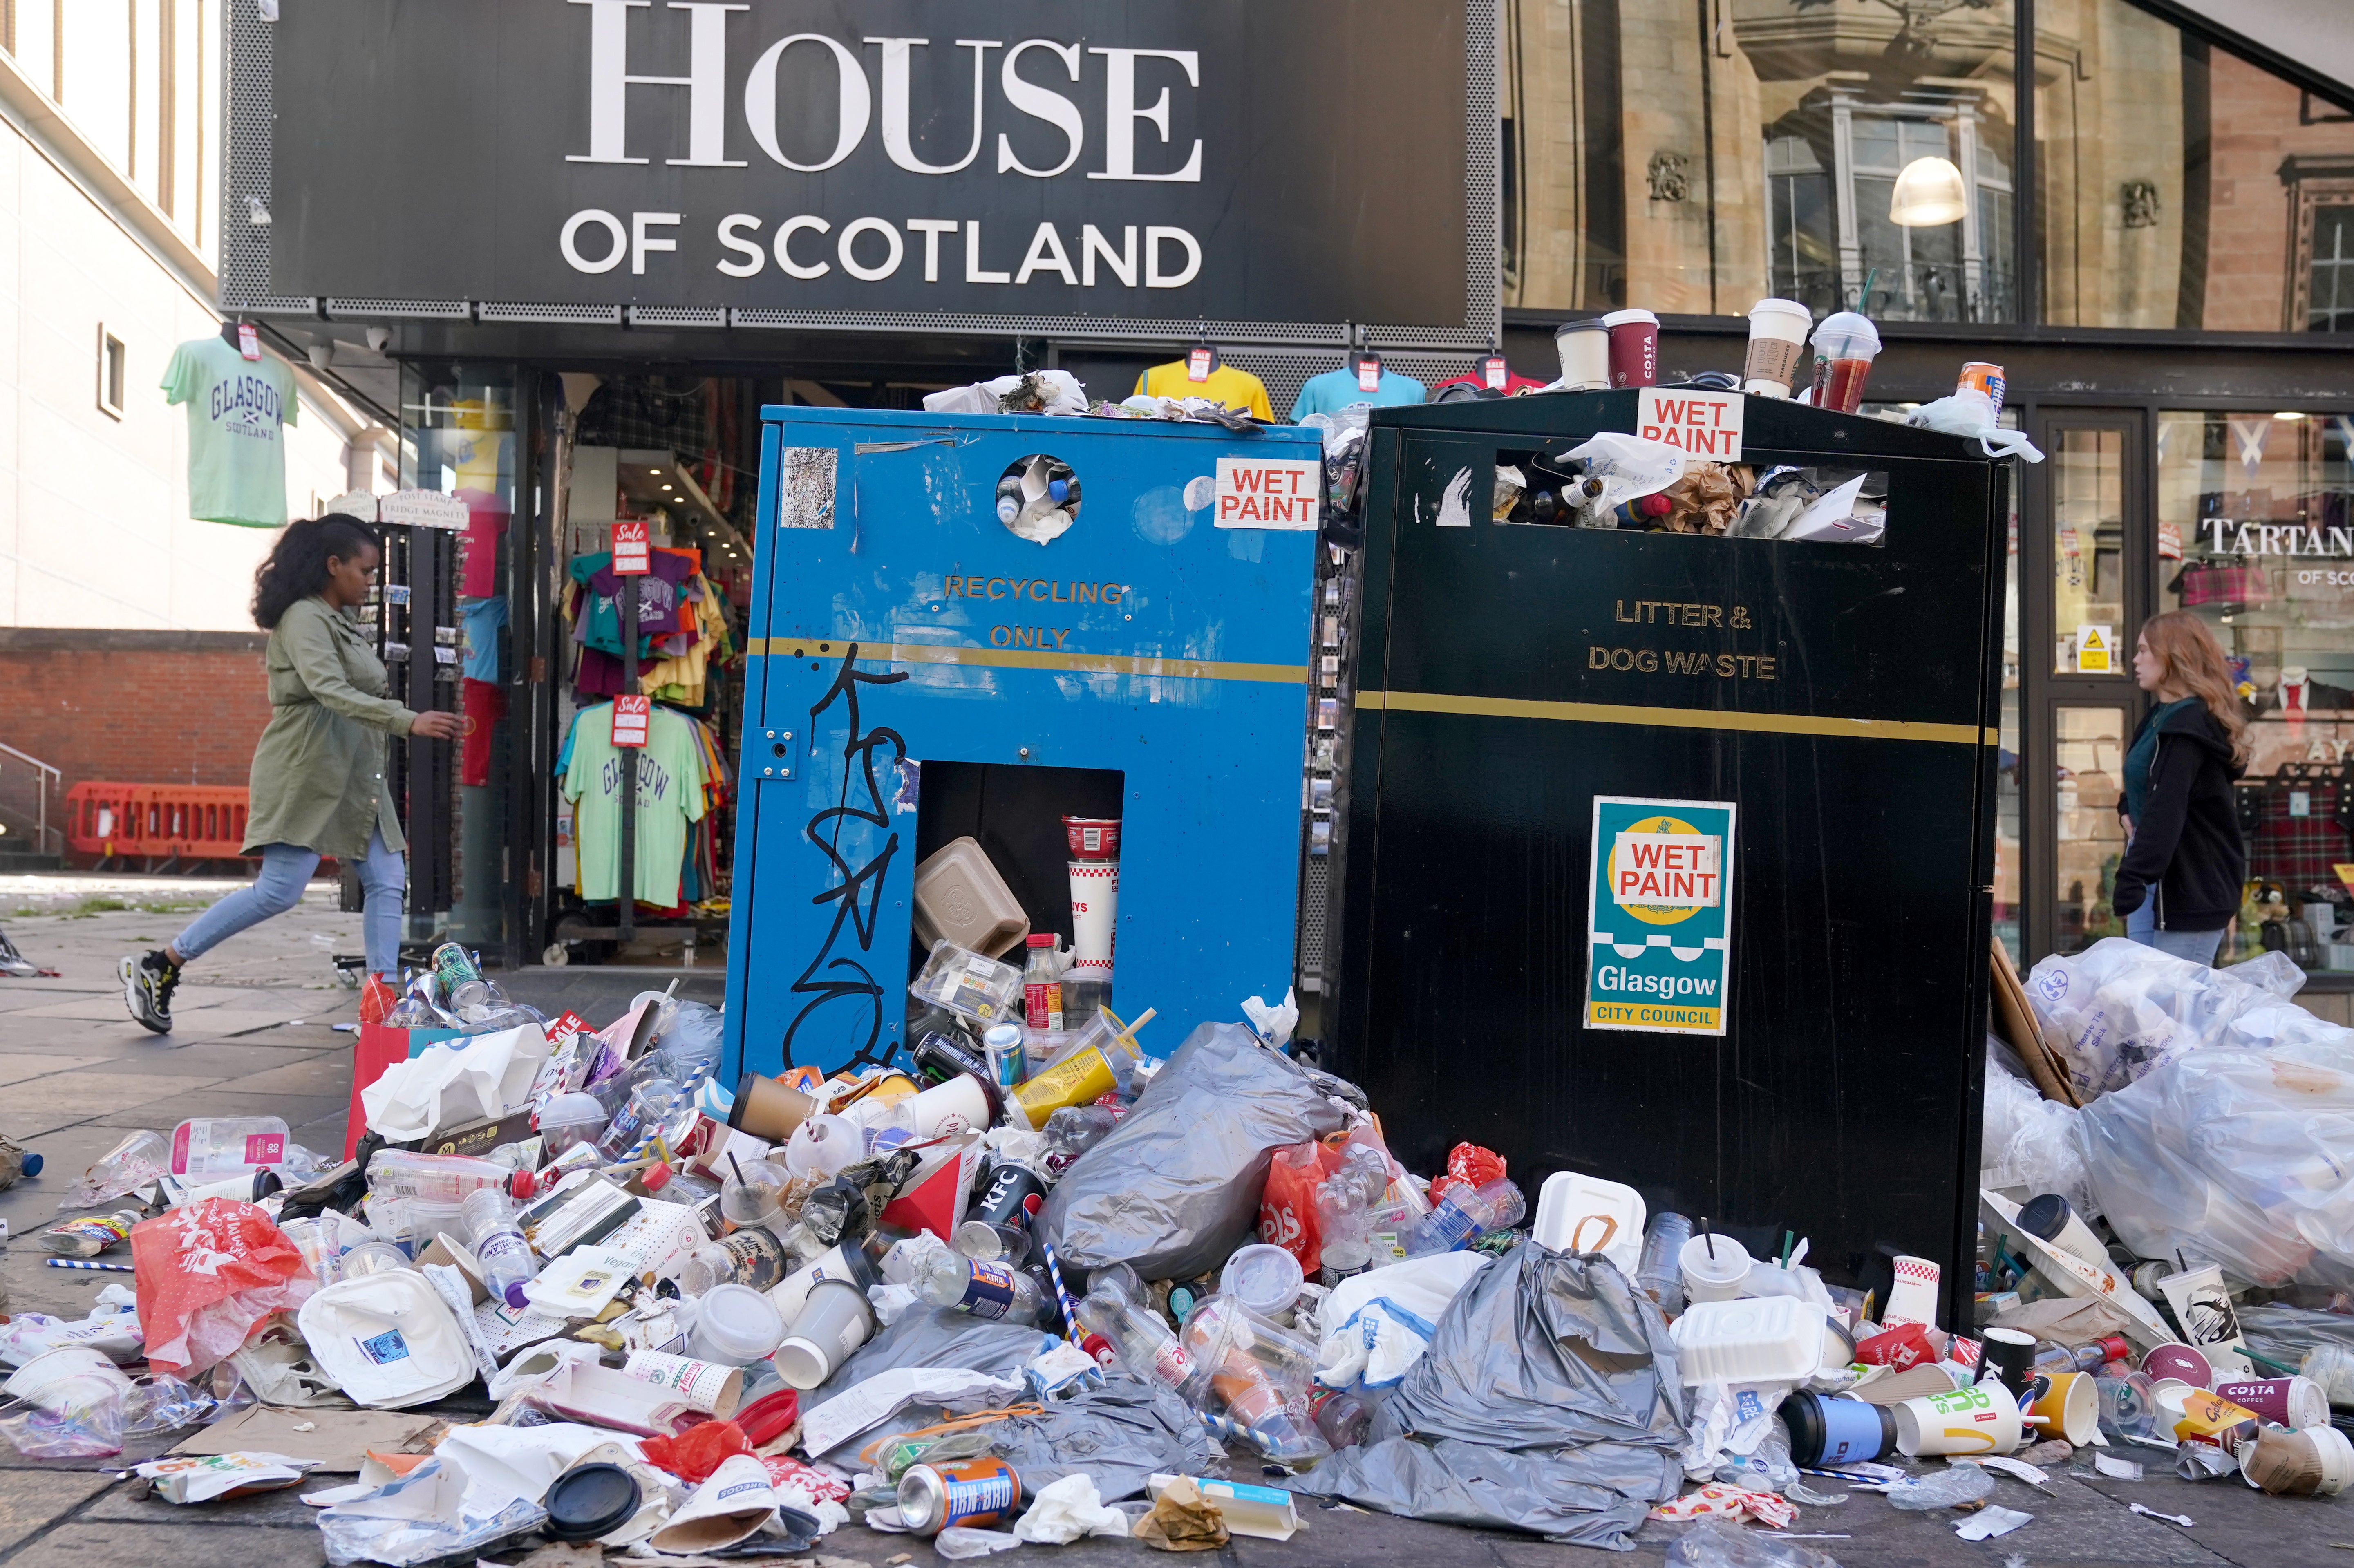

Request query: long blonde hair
[{"left": 2141, "top": 610, "right": 2250, "bottom": 769}]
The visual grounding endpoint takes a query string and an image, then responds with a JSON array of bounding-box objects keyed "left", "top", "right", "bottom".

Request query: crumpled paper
[
  {"left": 1649, "top": 1482, "right": 1798, "bottom": 1530},
  {"left": 1013, "top": 1474, "right": 1132, "bottom": 1544},
  {"left": 358, "top": 1024, "right": 548, "bottom": 1142},
  {"left": 1132, "top": 1476, "right": 1230, "bottom": 1551}
]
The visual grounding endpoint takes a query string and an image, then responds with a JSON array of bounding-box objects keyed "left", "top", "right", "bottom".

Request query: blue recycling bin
[{"left": 722, "top": 406, "right": 1323, "bottom": 1083}]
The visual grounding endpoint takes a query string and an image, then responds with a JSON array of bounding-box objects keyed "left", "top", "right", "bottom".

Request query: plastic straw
[
  {"left": 1199, "top": 1410, "right": 1278, "bottom": 1453},
  {"left": 1038, "top": 1237, "right": 1083, "bottom": 1343},
  {"left": 44, "top": 1259, "right": 132, "bottom": 1272},
  {"left": 1780, "top": 1230, "right": 1794, "bottom": 1268},
  {"left": 1701, "top": 1217, "right": 1715, "bottom": 1261}
]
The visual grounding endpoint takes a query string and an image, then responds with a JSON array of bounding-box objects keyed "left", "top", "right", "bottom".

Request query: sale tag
[
  {"left": 1187, "top": 346, "right": 1213, "bottom": 382},
  {"left": 1635, "top": 387, "right": 1744, "bottom": 460},
  {"left": 611, "top": 694, "right": 651, "bottom": 748},
  {"left": 1481, "top": 354, "right": 1508, "bottom": 390},
  {"left": 1213, "top": 457, "right": 1320, "bottom": 530},
  {"left": 237, "top": 323, "right": 261, "bottom": 361},
  {"left": 1355, "top": 356, "right": 1382, "bottom": 394},
  {"left": 612, "top": 519, "right": 650, "bottom": 576}
]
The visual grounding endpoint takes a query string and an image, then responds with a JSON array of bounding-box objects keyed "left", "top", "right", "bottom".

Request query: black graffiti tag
[{"left": 783, "top": 644, "right": 911, "bottom": 1071}]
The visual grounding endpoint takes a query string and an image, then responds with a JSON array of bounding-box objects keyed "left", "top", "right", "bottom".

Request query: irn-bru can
[
  {"left": 896, "top": 1456, "right": 1022, "bottom": 1536},
  {"left": 1958, "top": 362, "right": 2005, "bottom": 411}
]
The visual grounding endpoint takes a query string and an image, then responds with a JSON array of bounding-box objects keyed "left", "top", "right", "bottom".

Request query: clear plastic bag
[
  {"left": 1980, "top": 1062, "right": 2094, "bottom": 1216},
  {"left": 1665, "top": 1518, "right": 1844, "bottom": 1568},
  {"left": 2027, "top": 937, "right": 2337, "bottom": 1100}
]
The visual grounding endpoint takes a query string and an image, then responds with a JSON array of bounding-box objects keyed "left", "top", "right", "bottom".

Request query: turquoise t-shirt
[
  {"left": 1289, "top": 367, "right": 1428, "bottom": 422},
  {"left": 161, "top": 335, "right": 297, "bottom": 528}
]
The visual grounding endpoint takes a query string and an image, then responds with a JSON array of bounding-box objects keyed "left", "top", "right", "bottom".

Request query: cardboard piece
[
  {"left": 1989, "top": 938, "right": 2081, "bottom": 1108},
  {"left": 1144, "top": 1474, "right": 1300, "bottom": 1541},
  {"left": 172, "top": 1405, "right": 440, "bottom": 1473}
]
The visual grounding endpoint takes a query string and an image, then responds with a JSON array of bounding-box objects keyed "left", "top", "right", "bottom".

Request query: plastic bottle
[
  {"left": 365, "top": 1149, "right": 536, "bottom": 1203},
  {"left": 598, "top": 1077, "right": 683, "bottom": 1159},
  {"left": 1315, "top": 1147, "right": 1389, "bottom": 1286},
  {"left": 1074, "top": 1277, "right": 1211, "bottom": 1405},
  {"left": 1023, "top": 935, "right": 1063, "bottom": 1031},
  {"left": 917, "top": 1250, "right": 1045, "bottom": 1323},
  {"left": 1038, "top": 1104, "right": 1120, "bottom": 1177},
  {"left": 1637, "top": 1212, "right": 1694, "bottom": 1315},
  {"left": 460, "top": 1187, "right": 538, "bottom": 1309},
  {"left": 1403, "top": 1177, "right": 1526, "bottom": 1257},
  {"left": 1310, "top": 1387, "right": 1372, "bottom": 1449},
  {"left": 170, "top": 1116, "right": 290, "bottom": 1178}
]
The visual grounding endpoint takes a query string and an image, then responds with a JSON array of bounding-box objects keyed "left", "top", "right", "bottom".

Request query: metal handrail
[{"left": 0, "top": 742, "right": 63, "bottom": 856}]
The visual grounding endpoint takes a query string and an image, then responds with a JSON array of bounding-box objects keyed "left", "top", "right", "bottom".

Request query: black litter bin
[{"left": 1327, "top": 389, "right": 2007, "bottom": 1329}]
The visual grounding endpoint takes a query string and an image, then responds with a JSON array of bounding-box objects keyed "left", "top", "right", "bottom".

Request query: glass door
[{"left": 2021, "top": 411, "right": 2150, "bottom": 961}]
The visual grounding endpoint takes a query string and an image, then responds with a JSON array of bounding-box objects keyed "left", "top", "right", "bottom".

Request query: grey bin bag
[
  {"left": 1284, "top": 1244, "right": 1689, "bottom": 1546},
  {"left": 813, "top": 1306, "right": 1057, "bottom": 1405},
  {"left": 1039, "top": 1022, "right": 1349, "bottom": 1280},
  {"left": 980, "top": 1375, "right": 1224, "bottom": 1502}
]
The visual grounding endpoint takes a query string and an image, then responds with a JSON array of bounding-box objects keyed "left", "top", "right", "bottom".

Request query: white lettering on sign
[
  {"left": 611, "top": 694, "right": 651, "bottom": 748},
  {"left": 1214, "top": 458, "right": 1320, "bottom": 530},
  {"left": 1636, "top": 387, "right": 1744, "bottom": 461},
  {"left": 1612, "top": 832, "right": 1722, "bottom": 908},
  {"left": 613, "top": 519, "right": 651, "bottom": 575},
  {"left": 377, "top": 489, "right": 468, "bottom": 530}
]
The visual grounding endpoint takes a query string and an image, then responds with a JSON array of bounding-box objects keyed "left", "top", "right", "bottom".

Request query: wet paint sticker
[{"left": 1585, "top": 795, "right": 1735, "bottom": 1036}]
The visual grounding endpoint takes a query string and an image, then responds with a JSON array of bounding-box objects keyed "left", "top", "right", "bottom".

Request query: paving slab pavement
[{"left": 0, "top": 872, "right": 2335, "bottom": 1563}]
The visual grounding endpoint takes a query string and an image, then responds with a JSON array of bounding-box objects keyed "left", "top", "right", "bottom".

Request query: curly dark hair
[{"left": 252, "top": 514, "right": 379, "bottom": 630}]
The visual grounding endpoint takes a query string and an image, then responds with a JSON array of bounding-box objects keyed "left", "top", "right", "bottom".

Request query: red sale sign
[
  {"left": 612, "top": 519, "right": 650, "bottom": 575},
  {"left": 611, "top": 694, "right": 650, "bottom": 748}
]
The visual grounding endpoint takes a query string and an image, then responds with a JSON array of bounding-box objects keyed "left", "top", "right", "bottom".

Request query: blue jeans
[
  {"left": 174, "top": 828, "right": 405, "bottom": 976},
  {"left": 2127, "top": 899, "right": 2224, "bottom": 965}
]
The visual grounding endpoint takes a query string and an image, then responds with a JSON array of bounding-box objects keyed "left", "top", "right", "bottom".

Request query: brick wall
[{"left": 0, "top": 631, "right": 271, "bottom": 856}]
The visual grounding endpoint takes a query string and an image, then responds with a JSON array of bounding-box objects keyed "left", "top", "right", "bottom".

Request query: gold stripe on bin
[
  {"left": 1354, "top": 688, "right": 1994, "bottom": 746},
  {"left": 745, "top": 637, "right": 1305, "bottom": 685}
]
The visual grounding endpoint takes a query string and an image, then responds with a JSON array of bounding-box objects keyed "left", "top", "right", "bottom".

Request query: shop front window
[
  {"left": 2053, "top": 429, "right": 2128, "bottom": 673},
  {"left": 2038, "top": 0, "right": 2354, "bottom": 330},
  {"left": 1500, "top": 0, "right": 2018, "bottom": 318},
  {"left": 2160, "top": 408, "right": 2354, "bottom": 968},
  {"left": 2055, "top": 705, "right": 2130, "bottom": 954}
]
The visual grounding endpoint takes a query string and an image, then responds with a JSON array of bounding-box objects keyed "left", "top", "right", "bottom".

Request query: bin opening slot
[{"left": 1491, "top": 446, "right": 1887, "bottom": 546}]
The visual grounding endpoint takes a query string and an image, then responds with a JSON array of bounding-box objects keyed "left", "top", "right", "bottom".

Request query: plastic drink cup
[
  {"left": 1066, "top": 858, "right": 1119, "bottom": 1012},
  {"left": 1008, "top": 1006, "right": 1151, "bottom": 1130},
  {"left": 1601, "top": 309, "right": 1660, "bottom": 388},
  {"left": 2094, "top": 1369, "right": 2159, "bottom": 1439},
  {"left": 1893, "top": 1378, "right": 2023, "bottom": 1456},
  {"left": 1742, "top": 298, "right": 1812, "bottom": 397},
  {"left": 685, "top": 1282, "right": 786, "bottom": 1367},
  {"left": 4, "top": 1347, "right": 129, "bottom": 1402},
  {"left": 2025, "top": 1370, "right": 2100, "bottom": 1445},
  {"left": 1636, "top": 1212, "right": 1692, "bottom": 1314},
  {"left": 1553, "top": 318, "right": 1610, "bottom": 391},
  {"left": 1807, "top": 312, "right": 1881, "bottom": 414},
  {"left": 2213, "top": 1376, "right": 2330, "bottom": 1430},
  {"left": 1679, "top": 1232, "right": 1751, "bottom": 1304}
]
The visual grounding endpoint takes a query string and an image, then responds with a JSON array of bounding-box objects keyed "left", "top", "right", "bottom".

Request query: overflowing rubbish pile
[{"left": 4, "top": 932, "right": 2350, "bottom": 1564}]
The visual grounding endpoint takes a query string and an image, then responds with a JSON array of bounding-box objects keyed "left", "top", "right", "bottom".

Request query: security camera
[
  {"left": 306, "top": 343, "right": 332, "bottom": 371},
  {"left": 365, "top": 327, "right": 392, "bottom": 353}
]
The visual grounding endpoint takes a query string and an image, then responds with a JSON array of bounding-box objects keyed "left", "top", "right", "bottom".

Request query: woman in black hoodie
[{"left": 2112, "top": 610, "right": 2248, "bottom": 965}]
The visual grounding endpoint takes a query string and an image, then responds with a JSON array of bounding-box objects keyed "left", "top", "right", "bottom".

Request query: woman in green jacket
[{"left": 121, "top": 514, "right": 462, "bottom": 1033}]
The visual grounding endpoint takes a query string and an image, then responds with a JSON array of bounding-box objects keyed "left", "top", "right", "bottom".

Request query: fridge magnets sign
[{"left": 1585, "top": 795, "right": 1736, "bottom": 1036}]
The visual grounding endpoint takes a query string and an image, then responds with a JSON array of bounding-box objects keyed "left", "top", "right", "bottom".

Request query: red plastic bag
[
  {"left": 1428, "top": 1143, "right": 1507, "bottom": 1206},
  {"left": 640, "top": 1418, "right": 749, "bottom": 1483},
  {"left": 131, "top": 1199, "right": 316, "bottom": 1376},
  {"left": 358, "top": 973, "right": 397, "bottom": 1025},
  {"left": 1258, "top": 1140, "right": 1340, "bottom": 1273}
]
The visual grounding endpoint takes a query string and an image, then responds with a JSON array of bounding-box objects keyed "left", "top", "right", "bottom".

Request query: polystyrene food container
[{"left": 1669, "top": 1296, "right": 1831, "bottom": 1386}]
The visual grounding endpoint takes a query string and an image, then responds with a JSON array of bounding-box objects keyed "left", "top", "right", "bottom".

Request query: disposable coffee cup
[
  {"left": 1883, "top": 1254, "right": 1941, "bottom": 1326},
  {"left": 730, "top": 1073, "right": 818, "bottom": 1143},
  {"left": 1553, "top": 318, "right": 1610, "bottom": 391},
  {"left": 650, "top": 1454, "right": 780, "bottom": 1554},
  {"left": 2026, "top": 1370, "right": 2100, "bottom": 1445},
  {"left": 1980, "top": 1327, "right": 2037, "bottom": 1398},
  {"left": 2142, "top": 1343, "right": 2213, "bottom": 1387},
  {"left": 1601, "top": 309, "right": 1660, "bottom": 388},
  {"left": 2016, "top": 1193, "right": 2109, "bottom": 1270},
  {"left": 2157, "top": 1262, "right": 2251, "bottom": 1376},
  {"left": 1741, "top": 298, "right": 1811, "bottom": 398},
  {"left": 2243, "top": 1422, "right": 2354, "bottom": 1496},
  {"left": 1679, "top": 1232, "right": 1751, "bottom": 1304},
  {"left": 624, "top": 1350, "right": 745, "bottom": 1418},
  {"left": 1780, "top": 1391, "right": 1895, "bottom": 1466},
  {"left": 774, "top": 1279, "right": 875, "bottom": 1390},
  {"left": 2214, "top": 1376, "right": 2330, "bottom": 1431},
  {"left": 1893, "top": 1378, "right": 2023, "bottom": 1457}
]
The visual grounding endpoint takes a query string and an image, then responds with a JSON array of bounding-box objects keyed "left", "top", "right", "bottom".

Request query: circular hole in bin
[
  {"left": 996, "top": 455, "right": 1082, "bottom": 542},
  {"left": 772, "top": 742, "right": 787, "bottom": 758}
]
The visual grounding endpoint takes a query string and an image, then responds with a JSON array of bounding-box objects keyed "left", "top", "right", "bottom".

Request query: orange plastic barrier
[{"left": 64, "top": 782, "right": 253, "bottom": 860}]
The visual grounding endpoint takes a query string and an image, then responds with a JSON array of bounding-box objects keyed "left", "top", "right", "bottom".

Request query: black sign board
[{"left": 261, "top": 0, "right": 1476, "bottom": 329}]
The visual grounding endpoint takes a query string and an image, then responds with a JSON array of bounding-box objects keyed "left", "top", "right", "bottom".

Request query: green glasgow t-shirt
[{"left": 161, "top": 334, "right": 296, "bottom": 528}]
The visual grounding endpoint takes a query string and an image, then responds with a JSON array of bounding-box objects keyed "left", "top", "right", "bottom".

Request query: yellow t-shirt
[{"left": 1134, "top": 361, "right": 1274, "bottom": 422}]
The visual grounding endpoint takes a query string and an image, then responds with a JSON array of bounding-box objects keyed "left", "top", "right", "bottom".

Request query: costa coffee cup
[
  {"left": 1893, "top": 1378, "right": 2024, "bottom": 1457},
  {"left": 2025, "top": 1371, "right": 2100, "bottom": 1445},
  {"left": 1553, "top": 318, "right": 1610, "bottom": 391},
  {"left": 2142, "top": 1343, "right": 2213, "bottom": 1387},
  {"left": 2213, "top": 1376, "right": 2330, "bottom": 1431},
  {"left": 730, "top": 1073, "right": 818, "bottom": 1143},
  {"left": 1741, "top": 298, "right": 1812, "bottom": 397},
  {"left": 1600, "top": 308, "right": 1660, "bottom": 388}
]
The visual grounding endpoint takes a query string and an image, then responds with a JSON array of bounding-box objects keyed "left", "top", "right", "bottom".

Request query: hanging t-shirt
[
  {"left": 1289, "top": 367, "right": 1428, "bottom": 422},
  {"left": 461, "top": 596, "right": 508, "bottom": 681},
  {"left": 1134, "top": 362, "right": 1273, "bottom": 421},
  {"left": 564, "top": 701, "right": 707, "bottom": 906},
  {"left": 160, "top": 334, "right": 297, "bottom": 528}
]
